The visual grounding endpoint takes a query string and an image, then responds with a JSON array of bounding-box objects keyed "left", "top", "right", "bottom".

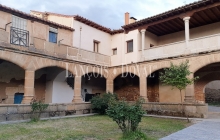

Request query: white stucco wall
[
  {"left": 111, "top": 30, "right": 141, "bottom": 66},
  {"left": 52, "top": 71, "right": 74, "bottom": 103},
  {"left": 45, "top": 71, "right": 74, "bottom": 103},
  {"left": 72, "top": 20, "right": 112, "bottom": 56}
]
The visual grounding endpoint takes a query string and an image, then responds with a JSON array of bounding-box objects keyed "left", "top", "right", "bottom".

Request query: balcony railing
[
  {"left": 10, "top": 27, "right": 29, "bottom": 47},
  {"left": 142, "top": 34, "right": 220, "bottom": 61}
]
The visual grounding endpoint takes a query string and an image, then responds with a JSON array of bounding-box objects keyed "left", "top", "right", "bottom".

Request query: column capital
[
  {"left": 140, "top": 29, "right": 146, "bottom": 33},
  {"left": 183, "top": 16, "right": 191, "bottom": 21}
]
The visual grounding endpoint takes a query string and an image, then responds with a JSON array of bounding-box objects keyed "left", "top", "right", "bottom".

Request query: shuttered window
[{"left": 12, "top": 15, "right": 27, "bottom": 30}]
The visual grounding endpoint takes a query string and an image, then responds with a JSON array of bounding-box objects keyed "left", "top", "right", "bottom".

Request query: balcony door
[{"left": 10, "top": 15, "right": 29, "bottom": 46}]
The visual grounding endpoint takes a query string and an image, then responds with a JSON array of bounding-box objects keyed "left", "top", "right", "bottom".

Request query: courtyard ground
[{"left": 0, "top": 115, "right": 190, "bottom": 140}]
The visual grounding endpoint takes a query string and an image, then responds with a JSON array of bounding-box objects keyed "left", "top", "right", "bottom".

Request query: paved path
[
  {"left": 160, "top": 121, "right": 220, "bottom": 140},
  {"left": 161, "top": 106, "right": 220, "bottom": 140},
  {"left": 209, "top": 106, "right": 220, "bottom": 112}
]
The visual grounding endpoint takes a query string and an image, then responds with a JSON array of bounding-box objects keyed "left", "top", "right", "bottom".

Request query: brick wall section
[{"left": 194, "top": 72, "right": 220, "bottom": 102}]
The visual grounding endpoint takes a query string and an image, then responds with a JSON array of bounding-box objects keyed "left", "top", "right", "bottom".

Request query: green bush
[
  {"left": 106, "top": 98, "right": 146, "bottom": 133},
  {"left": 90, "top": 92, "right": 117, "bottom": 115},
  {"left": 30, "top": 98, "right": 49, "bottom": 122},
  {"left": 120, "top": 130, "right": 148, "bottom": 140}
]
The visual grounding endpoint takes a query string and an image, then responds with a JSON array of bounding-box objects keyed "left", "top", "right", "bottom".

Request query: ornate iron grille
[{"left": 10, "top": 27, "right": 29, "bottom": 47}]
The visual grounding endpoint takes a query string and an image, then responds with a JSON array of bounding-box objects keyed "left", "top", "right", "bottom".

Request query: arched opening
[
  {"left": 81, "top": 73, "right": 106, "bottom": 102},
  {"left": 204, "top": 81, "right": 220, "bottom": 104},
  {"left": 194, "top": 62, "right": 220, "bottom": 103},
  {"left": 147, "top": 69, "right": 185, "bottom": 103},
  {"left": 35, "top": 67, "right": 74, "bottom": 103},
  {"left": 0, "top": 59, "right": 25, "bottom": 104},
  {"left": 114, "top": 72, "right": 139, "bottom": 101}
]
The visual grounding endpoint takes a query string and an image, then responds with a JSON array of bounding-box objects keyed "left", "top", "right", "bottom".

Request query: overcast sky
[{"left": 0, "top": 0, "right": 197, "bottom": 29}]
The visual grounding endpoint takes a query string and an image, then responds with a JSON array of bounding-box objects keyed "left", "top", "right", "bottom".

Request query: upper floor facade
[{"left": 1, "top": 0, "right": 220, "bottom": 67}]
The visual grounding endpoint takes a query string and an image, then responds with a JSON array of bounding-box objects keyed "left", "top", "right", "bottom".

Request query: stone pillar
[
  {"left": 22, "top": 70, "right": 35, "bottom": 104},
  {"left": 72, "top": 76, "right": 83, "bottom": 102},
  {"left": 106, "top": 79, "right": 114, "bottom": 93},
  {"left": 185, "top": 74, "right": 195, "bottom": 103},
  {"left": 141, "top": 29, "right": 146, "bottom": 57},
  {"left": 183, "top": 17, "right": 191, "bottom": 46},
  {"left": 139, "top": 76, "right": 148, "bottom": 102}
]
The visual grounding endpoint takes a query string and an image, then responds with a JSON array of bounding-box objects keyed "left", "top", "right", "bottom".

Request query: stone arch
[
  {"left": 34, "top": 59, "right": 76, "bottom": 76},
  {"left": 79, "top": 66, "right": 108, "bottom": 79},
  {"left": 191, "top": 53, "right": 220, "bottom": 73},
  {"left": 111, "top": 65, "right": 140, "bottom": 80},
  {"left": 195, "top": 72, "right": 220, "bottom": 103},
  {"left": 35, "top": 65, "right": 74, "bottom": 103},
  {"left": 0, "top": 51, "right": 28, "bottom": 70}
]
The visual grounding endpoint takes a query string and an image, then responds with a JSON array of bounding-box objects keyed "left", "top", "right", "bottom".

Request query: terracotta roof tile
[
  {"left": 0, "top": 4, "right": 74, "bottom": 31},
  {"left": 122, "top": 0, "right": 216, "bottom": 30}
]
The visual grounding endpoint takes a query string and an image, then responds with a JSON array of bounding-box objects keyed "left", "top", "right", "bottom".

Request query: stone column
[
  {"left": 106, "top": 79, "right": 114, "bottom": 93},
  {"left": 141, "top": 29, "right": 146, "bottom": 57},
  {"left": 185, "top": 74, "right": 195, "bottom": 103},
  {"left": 72, "top": 76, "right": 83, "bottom": 102},
  {"left": 22, "top": 70, "right": 35, "bottom": 104},
  {"left": 139, "top": 76, "right": 148, "bottom": 102},
  {"left": 183, "top": 17, "right": 191, "bottom": 46}
]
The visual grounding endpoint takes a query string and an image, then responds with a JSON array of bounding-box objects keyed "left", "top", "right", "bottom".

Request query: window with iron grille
[{"left": 10, "top": 15, "right": 29, "bottom": 47}]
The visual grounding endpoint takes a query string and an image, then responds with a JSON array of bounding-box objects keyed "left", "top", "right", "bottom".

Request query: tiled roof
[
  {"left": 122, "top": 0, "right": 218, "bottom": 30},
  {"left": 74, "top": 15, "right": 124, "bottom": 35},
  {"left": 0, "top": 4, "right": 74, "bottom": 31},
  {"left": 31, "top": 10, "right": 74, "bottom": 18}
]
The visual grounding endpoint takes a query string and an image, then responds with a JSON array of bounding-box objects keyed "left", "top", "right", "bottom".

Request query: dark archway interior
[
  {"left": 194, "top": 62, "right": 220, "bottom": 103},
  {"left": 81, "top": 73, "right": 106, "bottom": 102},
  {"left": 0, "top": 59, "right": 25, "bottom": 104},
  {"left": 114, "top": 73, "right": 139, "bottom": 101}
]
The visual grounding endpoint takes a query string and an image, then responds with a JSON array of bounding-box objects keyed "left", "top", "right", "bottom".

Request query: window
[
  {"left": 10, "top": 15, "right": 29, "bottom": 46},
  {"left": 150, "top": 44, "right": 155, "bottom": 48},
  {"left": 113, "top": 48, "right": 117, "bottom": 55},
  {"left": 94, "top": 40, "right": 99, "bottom": 53},
  {"left": 127, "top": 40, "right": 133, "bottom": 53},
  {"left": 49, "top": 27, "right": 58, "bottom": 43}
]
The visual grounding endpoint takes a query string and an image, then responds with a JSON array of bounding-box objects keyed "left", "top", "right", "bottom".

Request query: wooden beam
[
  {"left": 148, "top": 26, "right": 165, "bottom": 35},
  {"left": 163, "top": 21, "right": 180, "bottom": 32},
  {"left": 125, "top": 2, "right": 220, "bottom": 33},
  {"left": 169, "top": 19, "right": 184, "bottom": 29},
  {"left": 210, "top": 8, "right": 220, "bottom": 21},
  {"left": 200, "top": 10, "right": 214, "bottom": 23}
]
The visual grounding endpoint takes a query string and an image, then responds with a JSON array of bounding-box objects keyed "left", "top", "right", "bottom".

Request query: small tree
[
  {"left": 30, "top": 98, "right": 49, "bottom": 122},
  {"left": 106, "top": 98, "right": 145, "bottom": 134},
  {"left": 90, "top": 92, "right": 117, "bottom": 115},
  {"left": 159, "top": 60, "right": 198, "bottom": 114}
]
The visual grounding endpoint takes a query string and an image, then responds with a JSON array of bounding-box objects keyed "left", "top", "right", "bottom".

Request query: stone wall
[
  {"left": 0, "top": 103, "right": 92, "bottom": 122},
  {"left": 143, "top": 103, "right": 208, "bottom": 118},
  {"left": 205, "top": 88, "right": 220, "bottom": 103}
]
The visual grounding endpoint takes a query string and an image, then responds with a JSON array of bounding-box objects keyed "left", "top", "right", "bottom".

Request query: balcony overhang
[{"left": 122, "top": 0, "right": 220, "bottom": 36}]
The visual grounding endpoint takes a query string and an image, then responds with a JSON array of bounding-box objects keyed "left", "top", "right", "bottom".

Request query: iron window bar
[{"left": 10, "top": 27, "right": 29, "bottom": 47}]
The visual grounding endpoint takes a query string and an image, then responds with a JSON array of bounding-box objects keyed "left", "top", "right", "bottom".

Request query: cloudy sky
[{"left": 0, "top": 0, "right": 197, "bottom": 29}]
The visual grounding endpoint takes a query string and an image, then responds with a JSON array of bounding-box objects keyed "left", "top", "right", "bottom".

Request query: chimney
[
  {"left": 129, "top": 17, "right": 137, "bottom": 24},
  {"left": 125, "top": 12, "right": 130, "bottom": 25}
]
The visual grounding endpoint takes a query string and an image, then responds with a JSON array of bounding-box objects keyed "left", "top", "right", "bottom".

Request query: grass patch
[
  {"left": 209, "top": 103, "right": 220, "bottom": 107},
  {"left": 0, "top": 115, "right": 190, "bottom": 140}
]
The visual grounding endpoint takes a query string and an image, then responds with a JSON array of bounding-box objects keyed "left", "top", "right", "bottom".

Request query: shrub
[
  {"left": 106, "top": 98, "right": 146, "bottom": 134},
  {"left": 90, "top": 92, "right": 117, "bottom": 115},
  {"left": 30, "top": 98, "right": 49, "bottom": 121},
  {"left": 121, "top": 130, "right": 148, "bottom": 140}
]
